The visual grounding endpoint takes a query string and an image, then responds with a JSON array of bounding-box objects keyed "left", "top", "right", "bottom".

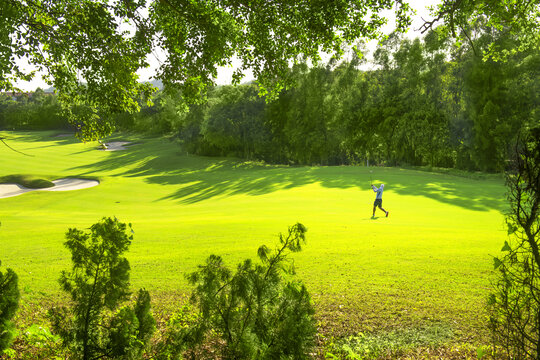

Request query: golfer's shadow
[{"left": 369, "top": 216, "right": 381, "bottom": 220}]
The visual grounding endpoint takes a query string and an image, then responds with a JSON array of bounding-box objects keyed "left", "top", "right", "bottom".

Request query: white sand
[
  {"left": 100, "top": 141, "right": 132, "bottom": 151},
  {"left": 0, "top": 184, "right": 35, "bottom": 198},
  {"left": 0, "top": 178, "right": 99, "bottom": 199},
  {"left": 46, "top": 178, "right": 100, "bottom": 191}
]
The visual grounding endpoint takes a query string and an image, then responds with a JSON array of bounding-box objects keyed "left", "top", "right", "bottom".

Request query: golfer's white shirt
[{"left": 372, "top": 185, "right": 383, "bottom": 199}]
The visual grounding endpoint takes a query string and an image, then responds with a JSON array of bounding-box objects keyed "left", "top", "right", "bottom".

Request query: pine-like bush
[
  {"left": 162, "top": 223, "right": 316, "bottom": 359},
  {"left": 0, "top": 260, "right": 20, "bottom": 355},
  {"left": 49, "top": 217, "right": 155, "bottom": 359}
]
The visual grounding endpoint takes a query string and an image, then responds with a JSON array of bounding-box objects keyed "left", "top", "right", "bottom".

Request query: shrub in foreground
[
  {"left": 158, "top": 223, "right": 316, "bottom": 359},
  {"left": 49, "top": 217, "right": 155, "bottom": 359},
  {"left": 0, "top": 260, "right": 20, "bottom": 355}
]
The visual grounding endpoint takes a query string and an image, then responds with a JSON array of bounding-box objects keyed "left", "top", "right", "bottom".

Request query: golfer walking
[{"left": 371, "top": 184, "right": 389, "bottom": 218}]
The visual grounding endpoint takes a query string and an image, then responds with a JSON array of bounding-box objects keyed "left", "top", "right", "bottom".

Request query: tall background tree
[
  {"left": 421, "top": 0, "right": 540, "bottom": 61},
  {"left": 490, "top": 128, "right": 540, "bottom": 358}
]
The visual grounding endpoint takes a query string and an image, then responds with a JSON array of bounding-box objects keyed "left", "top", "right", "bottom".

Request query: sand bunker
[
  {"left": 100, "top": 141, "right": 132, "bottom": 151},
  {"left": 0, "top": 178, "right": 99, "bottom": 199},
  {"left": 46, "top": 178, "right": 99, "bottom": 191},
  {"left": 0, "top": 184, "right": 35, "bottom": 198}
]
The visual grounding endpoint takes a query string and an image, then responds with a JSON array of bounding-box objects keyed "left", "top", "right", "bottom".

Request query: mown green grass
[{"left": 0, "top": 131, "right": 507, "bottom": 350}]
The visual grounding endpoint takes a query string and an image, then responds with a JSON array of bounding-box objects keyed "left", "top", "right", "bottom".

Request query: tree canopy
[
  {"left": 1, "top": 0, "right": 539, "bottom": 140},
  {"left": 1, "top": 1, "right": 412, "bottom": 127},
  {"left": 420, "top": 0, "right": 540, "bottom": 60}
]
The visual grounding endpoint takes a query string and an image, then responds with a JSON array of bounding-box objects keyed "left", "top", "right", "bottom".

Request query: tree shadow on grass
[
  {"left": 65, "top": 138, "right": 506, "bottom": 212},
  {"left": 3, "top": 131, "right": 78, "bottom": 142},
  {"left": 1, "top": 131, "right": 82, "bottom": 152},
  {"left": 151, "top": 166, "right": 321, "bottom": 203},
  {"left": 366, "top": 168, "right": 506, "bottom": 212},
  {"left": 1, "top": 131, "right": 85, "bottom": 163}
]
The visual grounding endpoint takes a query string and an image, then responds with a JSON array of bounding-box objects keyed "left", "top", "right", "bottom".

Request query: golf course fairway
[{"left": 0, "top": 131, "right": 507, "bottom": 351}]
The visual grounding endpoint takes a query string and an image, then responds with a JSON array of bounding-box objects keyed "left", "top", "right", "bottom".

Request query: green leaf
[
  {"left": 493, "top": 257, "right": 503, "bottom": 269},
  {"left": 507, "top": 223, "right": 518, "bottom": 235},
  {"left": 501, "top": 241, "right": 511, "bottom": 252},
  {"left": 477, "top": 346, "right": 485, "bottom": 359},
  {"left": 257, "top": 245, "right": 270, "bottom": 262}
]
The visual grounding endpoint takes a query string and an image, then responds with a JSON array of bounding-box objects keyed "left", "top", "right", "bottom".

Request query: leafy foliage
[
  {"left": 0, "top": 260, "right": 20, "bottom": 355},
  {"left": 3, "top": 1, "right": 539, "bottom": 142},
  {"left": 328, "top": 324, "right": 453, "bottom": 360},
  {"left": 489, "top": 128, "right": 540, "bottom": 358},
  {"left": 423, "top": 0, "right": 540, "bottom": 60},
  {"left": 161, "top": 223, "right": 316, "bottom": 359},
  {"left": 14, "top": 324, "right": 63, "bottom": 359},
  {"left": 0, "top": 90, "right": 69, "bottom": 131},
  {"left": 202, "top": 84, "right": 268, "bottom": 159},
  {"left": 1, "top": 0, "right": 415, "bottom": 140},
  {"left": 169, "top": 26, "right": 538, "bottom": 170},
  {"left": 49, "top": 217, "right": 155, "bottom": 360}
]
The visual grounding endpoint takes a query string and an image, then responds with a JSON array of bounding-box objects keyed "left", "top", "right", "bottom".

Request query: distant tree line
[
  {"left": 0, "top": 89, "right": 70, "bottom": 131},
  {"left": 200, "top": 39, "right": 536, "bottom": 171},
  {"left": 2, "top": 27, "right": 538, "bottom": 172},
  {"left": 119, "top": 27, "right": 540, "bottom": 172}
]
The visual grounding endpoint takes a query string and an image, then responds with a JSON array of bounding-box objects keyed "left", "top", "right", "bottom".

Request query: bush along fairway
[{"left": 0, "top": 131, "right": 507, "bottom": 358}]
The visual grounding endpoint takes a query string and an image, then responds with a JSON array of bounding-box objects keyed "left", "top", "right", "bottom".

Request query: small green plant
[
  {"left": 14, "top": 324, "right": 64, "bottom": 358},
  {"left": 162, "top": 223, "right": 316, "bottom": 359},
  {"left": 23, "top": 324, "right": 60, "bottom": 346},
  {"left": 330, "top": 324, "right": 454, "bottom": 359},
  {"left": 476, "top": 346, "right": 486, "bottom": 359},
  {"left": 151, "top": 303, "right": 200, "bottom": 360},
  {"left": 49, "top": 217, "right": 155, "bottom": 360},
  {"left": 0, "top": 260, "right": 20, "bottom": 355}
]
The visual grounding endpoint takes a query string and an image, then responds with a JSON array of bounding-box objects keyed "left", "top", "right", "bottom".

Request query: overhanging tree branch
[{"left": 0, "top": 137, "right": 34, "bottom": 157}]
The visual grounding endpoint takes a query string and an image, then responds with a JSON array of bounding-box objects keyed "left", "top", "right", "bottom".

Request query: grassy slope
[{"left": 0, "top": 131, "right": 506, "bottom": 344}]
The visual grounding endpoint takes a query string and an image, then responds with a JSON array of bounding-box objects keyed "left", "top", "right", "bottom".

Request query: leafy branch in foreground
[
  {"left": 49, "top": 217, "right": 155, "bottom": 360},
  {"left": 0, "top": 260, "right": 20, "bottom": 355},
  {"left": 420, "top": 0, "right": 540, "bottom": 61},
  {"left": 490, "top": 127, "right": 540, "bottom": 358},
  {"left": 2, "top": 0, "right": 414, "bottom": 140},
  {"left": 158, "top": 223, "right": 316, "bottom": 359}
]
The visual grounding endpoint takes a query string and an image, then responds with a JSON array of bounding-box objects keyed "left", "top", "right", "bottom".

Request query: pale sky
[{"left": 14, "top": 0, "right": 440, "bottom": 91}]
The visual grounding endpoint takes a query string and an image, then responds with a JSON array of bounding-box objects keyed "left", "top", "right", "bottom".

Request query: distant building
[
  {"left": 0, "top": 90, "right": 54, "bottom": 101},
  {"left": 0, "top": 92, "right": 23, "bottom": 101}
]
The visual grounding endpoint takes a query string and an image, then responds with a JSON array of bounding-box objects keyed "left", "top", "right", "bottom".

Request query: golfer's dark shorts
[{"left": 374, "top": 199, "right": 382, "bottom": 208}]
